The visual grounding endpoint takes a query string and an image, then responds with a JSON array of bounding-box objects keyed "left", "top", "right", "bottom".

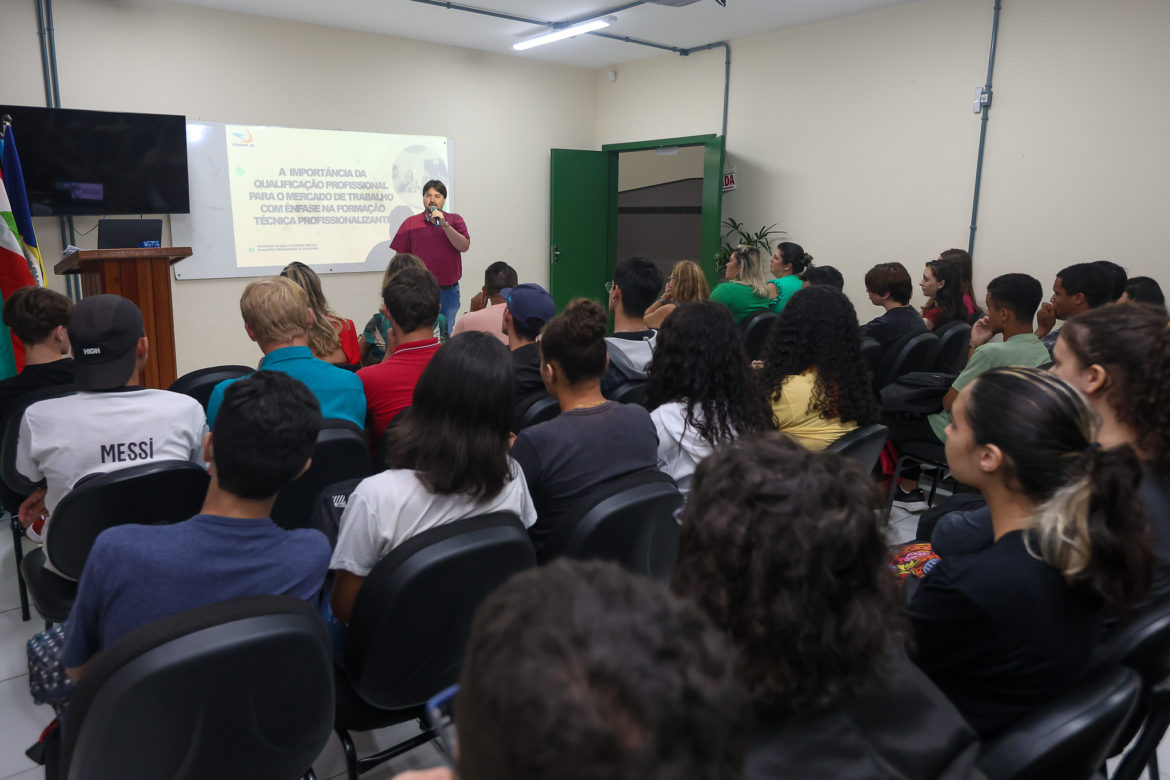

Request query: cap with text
[
  {"left": 67, "top": 294, "right": 145, "bottom": 390},
  {"left": 501, "top": 283, "right": 556, "bottom": 327}
]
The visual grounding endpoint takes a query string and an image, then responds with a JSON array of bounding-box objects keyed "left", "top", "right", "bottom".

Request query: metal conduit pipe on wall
[{"left": 968, "top": 0, "right": 1003, "bottom": 257}]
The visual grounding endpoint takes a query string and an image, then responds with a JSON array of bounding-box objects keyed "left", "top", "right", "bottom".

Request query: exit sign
[{"left": 722, "top": 172, "right": 736, "bottom": 191}]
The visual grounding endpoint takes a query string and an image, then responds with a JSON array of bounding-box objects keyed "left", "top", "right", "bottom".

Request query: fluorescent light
[{"left": 513, "top": 16, "right": 614, "bottom": 51}]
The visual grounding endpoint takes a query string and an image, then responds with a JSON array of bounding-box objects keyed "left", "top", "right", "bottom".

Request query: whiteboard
[{"left": 171, "top": 120, "right": 454, "bottom": 280}]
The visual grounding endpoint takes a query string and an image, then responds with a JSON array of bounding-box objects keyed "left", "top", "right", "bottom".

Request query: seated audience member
[
  {"left": 889, "top": 273, "right": 1049, "bottom": 503},
  {"left": 510, "top": 300, "right": 658, "bottom": 552},
  {"left": 643, "top": 259, "right": 709, "bottom": 329},
  {"left": 1121, "top": 275, "right": 1165, "bottom": 307},
  {"left": 644, "top": 302, "right": 774, "bottom": 495},
  {"left": 15, "top": 295, "right": 206, "bottom": 550},
  {"left": 761, "top": 286, "right": 879, "bottom": 451},
  {"left": 206, "top": 277, "right": 365, "bottom": 429},
  {"left": 938, "top": 248, "right": 979, "bottom": 318},
  {"left": 602, "top": 256, "right": 663, "bottom": 394},
  {"left": 360, "top": 253, "right": 449, "bottom": 365},
  {"left": 330, "top": 332, "right": 536, "bottom": 623},
  {"left": 500, "top": 282, "right": 557, "bottom": 406},
  {"left": 710, "top": 245, "right": 774, "bottom": 323},
  {"left": 859, "top": 262, "right": 926, "bottom": 358},
  {"left": 1034, "top": 261, "right": 1111, "bottom": 353},
  {"left": 357, "top": 267, "right": 441, "bottom": 443},
  {"left": 908, "top": 367, "right": 1151, "bottom": 739},
  {"left": 1094, "top": 259, "right": 1128, "bottom": 303},
  {"left": 673, "top": 434, "right": 980, "bottom": 779},
  {"left": 767, "top": 241, "right": 813, "bottom": 313},
  {"left": 451, "top": 261, "right": 517, "bottom": 344},
  {"left": 802, "top": 264, "right": 845, "bottom": 292},
  {"left": 919, "top": 259, "right": 972, "bottom": 330},
  {"left": 281, "top": 261, "right": 360, "bottom": 364},
  {"left": 0, "top": 286, "right": 74, "bottom": 434},
  {"left": 1052, "top": 304, "right": 1170, "bottom": 598},
  {"left": 394, "top": 560, "right": 744, "bottom": 780},
  {"left": 64, "top": 371, "right": 331, "bottom": 679}
]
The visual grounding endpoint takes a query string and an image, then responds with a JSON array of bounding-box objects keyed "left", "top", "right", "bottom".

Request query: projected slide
[{"left": 172, "top": 121, "right": 452, "bottom": 280}]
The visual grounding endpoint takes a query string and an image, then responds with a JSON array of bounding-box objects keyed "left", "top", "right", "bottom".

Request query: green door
[{"left": 549, "top": 149, "right": 617, "bottom": 313}]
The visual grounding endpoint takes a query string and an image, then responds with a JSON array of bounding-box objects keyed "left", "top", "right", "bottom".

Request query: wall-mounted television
[{"left": 0, "top": 105, "right": 189, "bottom": 216}]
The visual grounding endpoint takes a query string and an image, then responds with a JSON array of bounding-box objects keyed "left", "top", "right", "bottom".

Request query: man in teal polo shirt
[{"left": 206, "top": 277, "right": 365, "bottom": 428}]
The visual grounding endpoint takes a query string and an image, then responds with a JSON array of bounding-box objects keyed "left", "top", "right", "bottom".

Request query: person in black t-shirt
[
  {"left": 859, "top": 262, "right": 925, "bottom": 359},
  {"left": 500, "top": 283, "right": 556, "bottom": 411},
  {"left": 908, "top": 367, "right": 1152, "bottom": 739}
]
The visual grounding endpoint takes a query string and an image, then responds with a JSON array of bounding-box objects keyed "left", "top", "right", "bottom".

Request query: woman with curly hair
[
  {"left": 644, "top": 302, "right": 774, "bottom": 494},
  {"left": 1052, "top": 303, "right": 1170, "bottom": 597},
  {"left": 710, "top": 245, "right": 774, "bottom": 323},
  {"left": 919, "top": 259, "right": 971, "bottom": 330},
  {"left": 766, "top": 241, "right": 813, "bottom": 313},
  {"left": 643, "top": 259, "right": 710, "bottom": 329},
  {"left": 760, "top": 286, "right": 879, "bottom": 450},
  {"left": 280, "top": 261, "right": 360, "bottom": 364},
  {"left": 909, "top": 367, "right": 1152, "bottom": 739},
  {"left": 673, "top": 434, "right": 979, "bottom": 777}
]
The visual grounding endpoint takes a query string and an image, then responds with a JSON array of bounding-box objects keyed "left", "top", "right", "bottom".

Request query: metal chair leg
[
  {"left": 336, "top": 727, "right": 359, "bottom": 780},
  {"left": 11, "top": 516, "right": 30, "bottom": 621}
]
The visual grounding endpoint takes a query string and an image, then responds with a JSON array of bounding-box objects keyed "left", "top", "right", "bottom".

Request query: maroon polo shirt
[{"left": 389, "top": 212, "right": 469, "bottom": 287}]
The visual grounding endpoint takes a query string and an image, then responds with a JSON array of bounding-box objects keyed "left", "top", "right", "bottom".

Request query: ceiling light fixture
[{"left": 512, "top": 16, "right": 616, "bottom": 51}]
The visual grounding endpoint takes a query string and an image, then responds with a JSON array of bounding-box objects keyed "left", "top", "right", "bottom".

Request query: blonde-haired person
[
  {"left": 205, "top": 277, "right": 365, "bottom": 428},
  {"left": 280, "top": 262, "right": 360, "bottom": 365},
  {"left": 709, "top": 245, "right": 775, "bottom": 323},
  {"left": 908, "top": 367, "right": 1152, "bottom": 740},
  {"left": 359, "top": 253, "right": 450, "bottom": 366},
  {"left": 643, "top": 260, "right": 710, "bottom": 329}
]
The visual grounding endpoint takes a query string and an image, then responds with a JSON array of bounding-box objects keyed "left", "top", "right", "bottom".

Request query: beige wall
[
  {"left": 596, "top": 0, "right": 1169, "bottom": 317},
  {"left": 2, "top": 0, "right": 596, "bottom": 373}
]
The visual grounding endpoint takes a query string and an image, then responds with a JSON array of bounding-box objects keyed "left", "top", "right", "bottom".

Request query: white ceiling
[{"left": 168, "top": 0, "right": 916, "bottom": 69}]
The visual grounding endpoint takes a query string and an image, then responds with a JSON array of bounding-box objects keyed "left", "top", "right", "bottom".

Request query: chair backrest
[
  {"left": 933, "top": 321, "right": 972, "bottom": 374},
  {"left": 46, "top": 460, "right": 210, "bottom": 579},
  {"left": 1, "top": 383, "right": 79, "bottom": 496},
  {"left": 167, "top": 365, "right": 254, "bottom": 411},
  {"left": 62, "top": 595, "right": 334, "bottom": 780},
  {"left": 540, "top": 469, "right": 683, "bottom": 580},
  {"left": 826, "top": 423, "right": 889, "bottom": 471},
  {"left": 343, "top": 513, "right": 536, "bottom": 711},
  {"left": 875, "top": 332, "right": 940, "bottom": 389},
  {"left": 860, "top": 338, "right": 882, "bottom": 379},
  {"left": 742, "top": 310, "right": 780, "bottom": 361},
  {"left": 1101, "top": 596, "right": 1170, "bottom": 685},
  {"left": 270, "top": 419, "right": 372, "bottom": 532},
  {"left": 976, "top": 664, "right": 1141, "bottom": 780},
  {"left": 608, "top": 380, "right": 647, "bottom": 406},
  {"left": 517, "top": 394, "right": 560, "bottom": 430}
]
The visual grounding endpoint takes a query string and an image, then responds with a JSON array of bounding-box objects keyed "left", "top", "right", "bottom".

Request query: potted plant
[{"left": 714, "top": 218, "right": 785, "bottom": 277}]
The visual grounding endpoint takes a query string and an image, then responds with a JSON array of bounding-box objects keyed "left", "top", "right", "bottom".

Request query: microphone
[{"left": 426, "top": 205, "right": 441, "bottom": 227}]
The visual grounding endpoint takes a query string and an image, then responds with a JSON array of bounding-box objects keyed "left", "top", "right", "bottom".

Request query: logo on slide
[{"left": 230, "top": 129, "right": 255, "bottom": 148}]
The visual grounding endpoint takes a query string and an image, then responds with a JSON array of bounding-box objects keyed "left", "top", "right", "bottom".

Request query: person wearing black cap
[
  {"left": 14, "top": 295, "right": 206, "bottom": 555},
  {"left": 501, "top": 282, "right": 557, "bottom": 407}
]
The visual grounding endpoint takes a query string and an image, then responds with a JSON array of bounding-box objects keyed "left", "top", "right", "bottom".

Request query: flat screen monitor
[{"left": 0, "top": 105, "right": 190, "bottom": 216}]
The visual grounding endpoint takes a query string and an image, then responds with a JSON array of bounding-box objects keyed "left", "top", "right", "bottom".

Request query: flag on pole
[
  {"left": 1, "top": 124, "right": 46, "bottom": 287},
  {"left": 0, "top": 165, "right": 38, "bottom": 378}
]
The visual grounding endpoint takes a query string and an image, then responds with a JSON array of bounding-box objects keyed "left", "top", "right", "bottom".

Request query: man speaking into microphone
[{"left": 389, "top": 179, "right": 471, "bottom": 327}]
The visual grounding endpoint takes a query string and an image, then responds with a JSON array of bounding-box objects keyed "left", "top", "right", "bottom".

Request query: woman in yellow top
[
  {"left": 759, "top": 286, "right": 880, "bottom": 450},
  {"left": 643, "top": 260, "right": 710, "bottom": 329},
  {"left": 709, "top": 245, "right": 776, "bottom": 323}
]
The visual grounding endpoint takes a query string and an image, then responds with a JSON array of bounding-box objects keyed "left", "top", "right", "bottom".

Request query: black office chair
[
  {"left": 271, "top": 419, "right": 371, "bottom": 533},
  {"left": 742, "top": 310, "right": 780, "bottom": 361},
  {"left": 60, "top": 595, "right": 333, "bottom": 780},
  {"left": 826, "top": 424, "right": 889, "bottom": 471},
  {"left": 167, "top": 365, "right": 253, "bottom": 411},
  {"left": 976, "top": 665, "right": 1141, "bottom": 780},
  {"left": 874, "top": 332, "right": 940, "bottom": 390},
  {"left": 607, "top": 380, "right": 647, "bottom": 406},
  {"left": 21, "top": 460, "right": 210, "bottom": 624},
  {"left": 0, "top": 384, "right": 79, "bottom": 622},
  {"left": 539, "top": 469, "right": 683, "bottom": 581},
  {"left": 861, "top": 338, "right": 882, "bottom": 381},
  {"left": 517, "top": 394, "right": 560, "bottom": 430},
  {"left": 334, "top": 513, "right": 537, "bottom": 780},
  {"left": 932, "top": 321, "right": 972, "bottom": 374},
  {"left": 1100, "top": 596, "right": 1170, "bottom": 780},
  {"left": 887, "top": 437, "right": 951, "bottom": 509}
]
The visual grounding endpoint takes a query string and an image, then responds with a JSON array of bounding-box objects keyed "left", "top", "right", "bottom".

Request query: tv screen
[{"left": 0, "top": 105, "right": 189, "bottom": 216}]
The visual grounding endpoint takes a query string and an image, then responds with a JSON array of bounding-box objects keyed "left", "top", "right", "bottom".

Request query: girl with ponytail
[
  {"left": 908, "top": 366, "right": 1152, "bottom": 739},
  {"left": 767, "top": 241, "right": 814, "bottom": 313},
  {"left": 1053, "top": 303, "right": 1170, "bottom": 596}
]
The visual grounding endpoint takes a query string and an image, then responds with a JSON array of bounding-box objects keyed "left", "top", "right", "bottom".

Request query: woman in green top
[
  {"left": 768, "top": 241, "right": 813, "bottom": 313},
  {"left": 710, "top": 245, "right": 775, "bottom": 323}
]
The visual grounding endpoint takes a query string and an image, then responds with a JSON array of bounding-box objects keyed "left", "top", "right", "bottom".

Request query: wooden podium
[{"left": 54, "top": 247, "right": 192, "bottom": 390}]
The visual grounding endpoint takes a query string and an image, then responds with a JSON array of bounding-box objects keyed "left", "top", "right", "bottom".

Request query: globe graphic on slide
[{"left": 392, "top": 144, "right": 449, "bottom": 196}]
